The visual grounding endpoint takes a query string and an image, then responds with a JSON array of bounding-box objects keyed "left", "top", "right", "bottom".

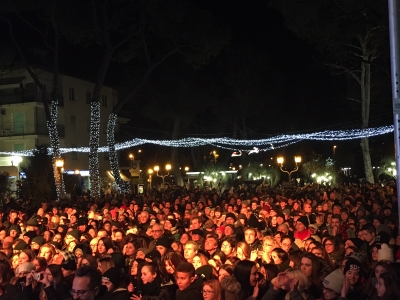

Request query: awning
[
  {"left": 0, "top": 77, "right": 25, "bottom": 90},
  {"left": 0, "top": 166, "right": 19, "bottom": 177}
]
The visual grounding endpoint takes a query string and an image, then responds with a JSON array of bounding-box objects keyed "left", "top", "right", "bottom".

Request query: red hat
[
  {"left": 216, "top": 226, "right": 225, "bottom": 233},
  {"left": 262, "top": 205, "right": 271, "bottom": 213}
]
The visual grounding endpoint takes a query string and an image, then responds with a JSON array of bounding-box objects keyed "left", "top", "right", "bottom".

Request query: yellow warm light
[
  {"left": 148, "top": 169, "right": 153, "bottom": 174},
  {"left": 55, "top": 158, "right": 64, "bottom": 168},
  {"left": 166, "top": 164, "right": 171, "bottom": 171},
  {"left": 185, "top": 166, "right": 189, "bottom": 171},
  {"left": 295, "top": 156, "right": 302, "bottom": 163},
  {"left": 154, "top": 166, "right": 159, "bottom": 172},
  {"left": 75, "top": 170, "right": 80, "bottom": 174},
  {"left": 128, "top": 153, "right": 134, "bottom": 160},
  {"left": 277, "top": 157, "right": 284, "bottom": 164}
]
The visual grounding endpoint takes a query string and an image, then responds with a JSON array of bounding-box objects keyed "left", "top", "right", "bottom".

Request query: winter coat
[
  {"left": 175, "top": 277, "right": 202, "bottom": 300},
  {"left": 0, "top": 284, "right": 25, "bottom": 300},
  {"left": 42, "top": 282, "right": 72, "bottom": 300},
  {"left": 221, "top": 275, "right": 255, "bottom": 300},
  {"left": 111, "top": 287, "right": 130, "bottom": 300}
]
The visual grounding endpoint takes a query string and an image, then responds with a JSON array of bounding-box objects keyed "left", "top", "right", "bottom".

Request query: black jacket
[{"left": 175, "top": 277, "right": 202, "bottom": 300}]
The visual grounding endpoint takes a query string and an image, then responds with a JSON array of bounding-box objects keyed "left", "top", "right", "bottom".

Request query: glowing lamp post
[
  {"left": 185, "top": 166, "right": 189, "bottom": 183},
  {"left": 154, "top": 164, "right": 171, "bottom": 189},
  {"left": 277, "top": 156, "right": 301, "bottom": 183},
  {"left": 148, "top": 169, "right": 153, "bottom": 189},
  {"left": 55, "top": 158, "right": 65, "bottom": 199}
]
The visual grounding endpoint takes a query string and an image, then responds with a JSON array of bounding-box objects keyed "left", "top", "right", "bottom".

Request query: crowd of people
[{"left": 0, "top": 182, "right": 398, "bottom": 300}]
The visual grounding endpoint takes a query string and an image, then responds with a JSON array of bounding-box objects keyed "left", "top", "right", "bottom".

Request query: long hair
[
  {"left": 236, "top": 241, "right": 251, "bottom": 260},
  {"left": 288, "top": 250, "right": 303, "bottom": 269},
  {"left": 203, "top": 279, "right": 222, "bottom": 300},
  {"left": 284, "top": 269, "right": 311, "bottom": 300},
  {"left": 47, "top": 264, "right": 64, "bottom": 288},
  {"left": 378, "top": 272, "right": 400, "bottom": 299},
  {"left": 163, "top": 251, "right": 186, "bottom": 273},
  {"left": 234, "top": 260, "right": 256, "bottom": 294},
  {"left": 302, "top": 253, "right": 323, "bottom": 288},
  {"left": 98, "top": 256, "right": 115, "bottom": 274}
]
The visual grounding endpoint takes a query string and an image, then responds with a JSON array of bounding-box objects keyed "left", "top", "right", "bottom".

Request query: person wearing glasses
[
  {"left": 70, "top": 266, "right": 107, "bottom": 300},
  {"left": 148, "top": 224, "right": 164, "bottom": 251},
  {"left": 321, "top": 269, "right": 344, "bottom": 300},
  {"left": 202, "top": 279, "right": 222, "bottom": 300}
]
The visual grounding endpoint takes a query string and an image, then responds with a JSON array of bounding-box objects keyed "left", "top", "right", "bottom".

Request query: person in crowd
[
  {"left": 220, "top": 238, "right": 236, "bottom": 258},
  {"left": 375, "top": 271, "right": 400, "bottom": 300},
  {"left": 175, "top": 262, "right": 203, "bottom": 300},
  {"left": 235, "top": 242, "right": 251, "bottom": 261},
  {"left": 340, "top": 258, "right": 366, "bottom": 300},
  {"left": 221, "top": 260, "right": 260, "bottom": 300},
  {"left": 202, "top": 279, "right": 222, "bottom": 300},
  {"left": 184, "top": 241, "right": 199, "bottom": 264},
  {"left": 271, "top": 248, "right": 290, "bottom": 272}
]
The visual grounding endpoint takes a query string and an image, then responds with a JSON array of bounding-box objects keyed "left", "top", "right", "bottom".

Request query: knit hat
[
  {"left": 155, "top": 236, "right": 171, "bottom": 249},
  {"left": 204, "top": 219, "right": 215, "bottom": 229},
  {"left": 191, "top": 229, "right": 203, "bottom": 236},
  {"left": 195, "top": 265, "right": 213, "bottom": 281},
  {"left": 378, "top": 243, "right": 394, "bottom": 262},
  {"left": 376, "top": 231, "right": 390, "bottom": 244},
  {"left": 323, "top": 269, "right": 344, "bottom": 294},
  {"left": 261, "top": 205, "right": 271, "bottom": 213},
  {"left": 297, "top": 216, "right": 309, "bottom": 227},
  {"left": 67, "top": 229, "right": 80, "bottom": 241},
  {"left": 225, "top": 213, "right": 236, "bottom": 221},
  {"left": 166, "top": 219, "right": 177, "bottom": 227},
  {"left": 224, "top": 224, "right": 235, "bottom": 232},
  {"left": 16, "top": 262, "right": 35, "bottom": 274},
  {"left": 102, "top": 267, "right": 121, "bottom": 287},
  {"left": 344, "top": 258, "right": 362, "bottom": 275},
  {"left": 137, "top": 248, "right": 150, "bottom": 256},
  {"left": 32, "top": 236, "right": 45, "bottom": 246},
  {"left": 77, "top": 217, "right": 88, "bottom": 226},
  {"left": 145, "top": 249, "right": 161, "bottom": 261},
  {"left": 50, "top": 241, "right": 61, "bottom": 250},
  {"left": 23, "top": 231, "right": 37, "bottom": 242},
  {"left": 238, "top": 214, "right": 247, "bottom": 220},
  {"left": 59, "top": 250, "right": 77, "bottom": 271},
  {"left": 14, "top": 241, "right": 28, "bottom": 250},
  {"left": 216, "top": 226, "right": 225, "bottom": 233}
]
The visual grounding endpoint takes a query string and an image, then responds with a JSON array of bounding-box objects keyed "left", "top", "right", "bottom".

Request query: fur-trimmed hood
[{"left": 221, "top": 275, "right": 241, "bottom": 294}]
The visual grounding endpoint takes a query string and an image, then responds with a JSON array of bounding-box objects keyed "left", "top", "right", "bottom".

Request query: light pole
[
  {"left": 148, "top": 169, "right": 153, "bottom": 189},
  {"left": 55, "top": 158, "right": 64, "bottom": 199},
  {"left": 185, "top": 166, "right": 189, "bottom": 183},
  {"left": 333, "top": 145, "right": 337, "bottom": 156},
  {"left": 277, "top": 156, "right": 301, "bottom": 183},
  {"left": 154, "top": 164, "right": 171, "bottom": 189}
]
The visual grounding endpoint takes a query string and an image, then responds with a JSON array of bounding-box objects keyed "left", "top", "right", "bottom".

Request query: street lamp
[
  {"left": 184, "top": 166, "right": 189, "bottom": 183},
  {"left": 55, "top": 158, "right": 64, "bottom": 199},
  {"left": 333, "top": 145, "right": 337, "bottom": 156},
  {"left": 154, "top": 164, "right": 171, "bottom": 189},
  {"left": 277, "top": 156, "right": 301, "bottom": 183},
  {"left": 148, "top": 169, "right": 153, "bottom": 188}
]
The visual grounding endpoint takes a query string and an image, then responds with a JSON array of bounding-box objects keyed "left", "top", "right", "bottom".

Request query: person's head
[
  {"left": 375, "top": 271, "right": 400, "bottom": 298},
  {"left": 221, "top": 238, "right": 236, "bottom": 256},
  {"left": 218, "top": 264, "right": 234, "bottom": 282},
  {"left": 262, "top": 236, "right": 279, "bottom": 254},
  {"left": 300, "top": 253, "right": 321, "bottom": 284},
  {"left": 361, "top": 224, "right": 376, "bottom": 244},
  {"left": 373, "top": 261, "right": 394, "bottom": 280},
  {"left": 38, "top": 244, "right": 56, "bottom": 263},
  {"left": 288, "top": 249, "right": 303, "bottom": 269},
  {"left": 19, "top": 249, "right": 36, "bottom": 265},
  {"left": 235, "top": 241, "right": 250, "bottom": 261},
  {"left": 130, "top": 258, "right": 145, "bottom": 277},
  {"left": 71, "top": 266, "right": 102, "bottom": 300},
  {"left": 344, "top": 258, "right": 362, "bottom": 286},
  {"left": 234, "top": 260, "right": 258, "bottom": 292},
  {"left": 205, "top": 236, "right": 218, "bottom": 253},
  {"left": 152, "top": 224, "right": 164, "bottom": 240},
  {"left": 273, "top": 269, "right": 310, "bottom": 291},
  {"left": 80, "top": 255, "right": 97, "bottom": 269},
  {"left": 97, "top": 237, "right": 113, "bottom": 255},
  {"left": 323, "top": 237, "right": 339, "bottom": 254},
  {"left": 323, "top": 270, "right": 344, "bottom": 300},
  {"left": 175, "top": 262, "right": 196, "bottom": 291},
  {"left": 97, "top": 256, "right": 115, "bottom": 274},
  {"left": 192, "top": 253, "right": 208, "bottom": 270},
  {"left": 184, "top": 241, "right": 199, "bottom": 262},
  {"left": 164, "top": 251, "right": 186, "bottom": 274},
  {"left": 244, "top": 227, "right": 257, "bottom": 245},
  {"left": 190, "top": 217, "right": 202, "bottom": 230},
  {"left": 281, "top": 236, "right": 292, "bottom": 253},
  {"left": 202, "top": 279, "right": 222, "bottom": 300},
  {"left": 259, "top": 263, "right": 279, "bottom": 282},
  {"left": 46, "top": 264, "right": 63, "bottom": 286},
  {"left": 141, "top": 262, "right": 158, "bottom": 284},
  {"left": 271, "top": 248, "right": 288, "bottom": 265},
  {"left": 180, "top": 232, "right": 190, "bottom": 246}
]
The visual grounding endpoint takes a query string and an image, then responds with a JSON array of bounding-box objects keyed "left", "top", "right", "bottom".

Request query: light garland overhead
[{"left": 1, "top": 125, "right": 394, "bottom": 157}]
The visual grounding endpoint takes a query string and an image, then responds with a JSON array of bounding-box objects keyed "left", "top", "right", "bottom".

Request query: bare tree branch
[
  {"left": 326, "top": 63, "right": 361, "bottom": 84},
  {"left": 347, "top": 97, "right": 362, "bottom": 104}
]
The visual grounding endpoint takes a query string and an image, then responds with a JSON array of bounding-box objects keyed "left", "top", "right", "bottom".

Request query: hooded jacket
[{"left": 175, "top": 276, "right": 203, "bottom": 300}]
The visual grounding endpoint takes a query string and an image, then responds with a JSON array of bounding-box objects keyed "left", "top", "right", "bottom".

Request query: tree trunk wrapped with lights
[
  {"left": 107, "top": 113, "right": 129, "bottom": 193},
  {"left": 89, "top": 102, "right": 101, "bottom": 198}
]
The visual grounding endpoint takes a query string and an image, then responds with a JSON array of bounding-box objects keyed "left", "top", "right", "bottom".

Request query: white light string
[{"left": 1, "top": 125, "right": 393, "bottom": 156}]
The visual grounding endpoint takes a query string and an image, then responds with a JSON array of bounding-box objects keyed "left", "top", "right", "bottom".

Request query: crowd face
[
  {"left": 375, "top": 278, "right": 386, "bottom": 297},
  {"left": 202, "top": 284, "right": 215, "bottom": 300},
  {"left": 345, "top": 269, "right": 360, "bottom": 285},
  {"left": 281, "top": 238, "right": 292, "bottom": 253},
  {"left": 324, "top": 240, "right": 335, "bottom": 254},
  {"left": 184, "top": 244, "right": 197, "bottom": 261},
  {"left": 141, "top": 266, "right": 156, "bottom": 284},
  {"left": 152, "top": 225, "right": 164, "bottom": 239},
  {"left": 249, "top": 265, "right": 258, "bottom": 286},
  {"left": 124, "top": 242, "right": 135, "bottom": 256},
  {"left": 300, "top": 257, "right": 312, "bottom": 277},
  {"left": 176, "top": 271, "right": 194, "bottom": 291},
  {"left": 192, "top": 255, "right": 202, "bottom": 269},
  {"left": 71, "top": 276, "right": 97, "bottom": 300},
  {"left": 221, "top": 241, "right": 233, "bottom": 256},
  {"left": 245, "top": 230, "right": 256, "bottom": 245},
  {"left": 271, "top": 251, "right": 282, "bottom": 265}
]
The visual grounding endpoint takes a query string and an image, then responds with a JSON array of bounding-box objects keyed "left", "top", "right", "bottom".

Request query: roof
[{"left": 0, "top": 77, "right": 25, "bottom": 85}]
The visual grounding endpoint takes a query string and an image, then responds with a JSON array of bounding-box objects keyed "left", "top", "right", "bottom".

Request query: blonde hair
[
  {"left": 203, "top": 279, "right": 223, "bottom": 300},
  {"left": 262, "top": 236, "right": 280, "bottom": 250},
  {"left": 285, "top": 269, "right": 310, "bottom": 300},
  {"left": 193, "top": 253, "right": 209, "bottom": 265}
]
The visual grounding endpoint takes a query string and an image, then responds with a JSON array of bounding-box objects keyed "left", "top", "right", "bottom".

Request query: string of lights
[
  {"left": 89, "top": 102, "right": 101, "bottom": 198},
  {"left": 1, "top": 125, "right": 393, "bottom": 156},
  {"left": 107, "top": 113, "right": 130, "bottom": 193}
]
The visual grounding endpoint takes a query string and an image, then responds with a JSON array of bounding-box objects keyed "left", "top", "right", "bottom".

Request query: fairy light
[
  {"left": 1, "top": 125, "right": 394, "bottom": 157},
  {"left": 107, "top": 113, "right": 129, "bottom": 193},
  {"left": 89, "top": 102, "right": 101, "bottom": 198}
]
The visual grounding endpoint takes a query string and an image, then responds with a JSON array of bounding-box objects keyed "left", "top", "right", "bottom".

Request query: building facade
[{"left": 0, "top": 68, "right": 129, "bottom": 188}]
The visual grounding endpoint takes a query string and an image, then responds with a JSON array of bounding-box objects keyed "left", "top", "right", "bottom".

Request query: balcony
[{"left": 0, "top": 91, "right": 64, "bottom": 106}]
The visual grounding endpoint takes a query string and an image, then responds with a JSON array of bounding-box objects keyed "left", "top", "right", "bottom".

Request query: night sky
[{"left": 0, "top": 0, "right": 395, "bottom": 177}]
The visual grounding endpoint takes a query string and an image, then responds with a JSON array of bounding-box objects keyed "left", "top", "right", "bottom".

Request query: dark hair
[
  {"left": 99, "top": 237, "right": 114, "bottom": 251},
  {"left": 378, "top": 272, "right": 400, "bottom": 298},
  {"left": 80, "top": 254, "right": 97, "bottom": 268},
  {"left": 176, "top": 262, "right": 195, "bottom": 277},
  {"left": 163, "top": 251, "right": 186, "bottom": 271},
  {"left": 302, "top": 253, "right": 323, "bottom": 288},
  {"left": 234, "top": 260, "right": 256, "bottom": 294},
  {"left": 219, "top": 264, "right": 234, "bottom": 276},
  {"left": 213, "top": 251, "right": 227, "bottom": 264},
  {"left": 361, "top": 224, "right": 376, "bottom": 235},
  {"left": 74, "top": 266, "right": 102, "bottom": 290},
  {"left": 271, "top": 248, "right": 288, "bottom": 264},
  {"left": 73, "top": 243, "right": 92, "bottom": 256},
  {"left": 323, "top": 236, "right": 341, "bottom": 253},
  {"left": 260, "top": 263, "right": 279, "bottom": 282},
  {"left": 48, "top": 264, "right": 64, "bottom": 287},
  {"left": 288, "top": 250, "right": 303, "bottom": 269}
]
